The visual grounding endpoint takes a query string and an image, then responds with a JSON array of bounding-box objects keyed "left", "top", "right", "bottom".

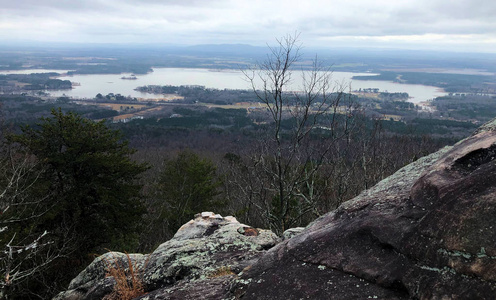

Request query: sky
[{"left": 1, "top": 0, "right": 495, "bottom": 53}]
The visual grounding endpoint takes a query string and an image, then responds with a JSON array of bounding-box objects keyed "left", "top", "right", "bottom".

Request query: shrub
[{"left": 103, "top": 252, "right": 147, "bottom": 300}]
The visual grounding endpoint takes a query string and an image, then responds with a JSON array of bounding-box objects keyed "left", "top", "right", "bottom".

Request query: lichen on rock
[{"left": 54, "top": 212, "right": 280, "bottom": 300}]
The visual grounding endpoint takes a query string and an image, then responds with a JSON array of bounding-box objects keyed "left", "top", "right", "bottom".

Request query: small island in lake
[{"left": 121, "top": 74, "right": 137, "bottom": 80}]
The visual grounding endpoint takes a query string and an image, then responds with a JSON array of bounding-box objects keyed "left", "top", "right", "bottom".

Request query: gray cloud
[{"left": 0, "top": 0, "right": 495, "bottom": 52}]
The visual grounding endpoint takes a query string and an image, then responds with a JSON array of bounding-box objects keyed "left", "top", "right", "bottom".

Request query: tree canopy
[
  {"left": 153, "top": 150, "right": 224, "bottom": 237},
  {"left": 14, "top": 109, "right": 149, "bottom": 254},
  {"left": 7, "top": 109, "right": 148, "bottom": 298}
]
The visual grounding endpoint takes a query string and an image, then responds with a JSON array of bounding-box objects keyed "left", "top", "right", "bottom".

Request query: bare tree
[
  {"left": 234, "top": 33, "right": 358, "bottom": 234},
  {"left": 0, "top": 147, "right": 65, "bottom": 299}
]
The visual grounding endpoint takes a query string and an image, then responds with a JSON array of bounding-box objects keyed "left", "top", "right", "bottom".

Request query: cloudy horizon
[{"left": 1, "top": 0, "right": 495, "bottom": 53}]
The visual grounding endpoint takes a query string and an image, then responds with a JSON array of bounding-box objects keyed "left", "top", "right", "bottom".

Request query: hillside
[{"left": 55, "top": 118, "right": 496, "bottom": 299}]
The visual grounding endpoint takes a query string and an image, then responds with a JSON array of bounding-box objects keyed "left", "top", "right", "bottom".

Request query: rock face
[
  {"left": 56, "top": 119, "right": 496, "bottom": 300},
  {"left": 54, "top": 212, "right": 279, "bottom": 300},
  {"left": 228, "top": 120, "right": 496, "bottom": 299}
]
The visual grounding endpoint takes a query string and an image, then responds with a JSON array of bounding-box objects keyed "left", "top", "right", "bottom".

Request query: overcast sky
[{"left": 1, "top": 0, "right": 495, "bottom": 52}]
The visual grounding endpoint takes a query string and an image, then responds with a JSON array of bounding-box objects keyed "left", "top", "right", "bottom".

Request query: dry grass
[
  {"left": 111, "top": 107, "right": 164, "bottom": 121},
  {"left": 102, "top": 252, "right": 147, "bottom": 300}
]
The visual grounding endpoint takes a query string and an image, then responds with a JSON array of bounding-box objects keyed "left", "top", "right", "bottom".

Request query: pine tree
[{"left": 8, "top": 108, "right": 148, "bottom": 298}]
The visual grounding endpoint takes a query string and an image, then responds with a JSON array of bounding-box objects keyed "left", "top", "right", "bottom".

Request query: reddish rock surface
[{"left": 228, "top": 121, "right": 496, "bottom": 299}]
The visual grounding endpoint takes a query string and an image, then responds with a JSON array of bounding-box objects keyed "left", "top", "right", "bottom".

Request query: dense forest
[
  {"left": 353, "top": 71, "right": 496, "bottom": 94},
  {"left": 0, "top": 73, "right": 72, "bottom": 93}
]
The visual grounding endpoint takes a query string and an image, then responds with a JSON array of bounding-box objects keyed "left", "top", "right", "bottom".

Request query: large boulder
[
  {"left": 228, "top": 120, "right": 496, "bottom": 299},
  {"left": 54, "top": 212, "right": 280, "bottom": 300}
]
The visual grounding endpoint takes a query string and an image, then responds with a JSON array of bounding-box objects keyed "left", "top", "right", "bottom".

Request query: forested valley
[{"left": 0, "top": 101, "right": 450, "bottom": 298}]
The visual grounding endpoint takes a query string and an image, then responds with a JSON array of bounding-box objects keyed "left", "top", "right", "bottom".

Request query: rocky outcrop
[
  {"left": 54, "top": 212, "right": 279, "bottom": 300},
  {"left": 282, "top": 227, "right": 305, "bottom": 240},
  {"left": 57, "top": 119, "right": 496, "bottom": 299},
  {"left": 228, "top": 120, "right": 496, "bottom": 299}
]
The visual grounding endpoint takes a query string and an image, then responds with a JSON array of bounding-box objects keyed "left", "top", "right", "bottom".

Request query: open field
[
  {"left": 351, "top": 91, "right": 380, "bottom": 98},
  {"left": 112, "top": 107, "right": 164, "bottom": 121},
  {"left": 201, "top": 101, "right": 265, "bottom": 109},
  {"left": 136, "top": 94, "right": 183, "bottom": 102}
]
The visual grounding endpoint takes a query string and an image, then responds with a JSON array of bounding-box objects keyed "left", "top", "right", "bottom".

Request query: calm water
[{"left": 2, "top": 68, "right": 447, "bottom": 104}]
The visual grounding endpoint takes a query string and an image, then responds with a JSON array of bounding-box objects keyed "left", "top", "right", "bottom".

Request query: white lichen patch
[
  {"left": 235, "top": 278, "right": 253, "bottom": 285},
  {"left": 63, "top": 213, "right": 280, "bottom": 299}
]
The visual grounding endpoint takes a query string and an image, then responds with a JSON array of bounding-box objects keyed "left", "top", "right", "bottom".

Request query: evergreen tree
[
  {"left": 146, "top": 150, "right": 224, "bottom": 245},
  {"left": 9, "top": 108, "right": 148, "bottom": 297}
]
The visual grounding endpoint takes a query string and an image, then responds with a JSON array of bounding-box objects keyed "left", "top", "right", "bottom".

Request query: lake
[{"left": 2, "top": 68, "right": 447, "bottom": 104}]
